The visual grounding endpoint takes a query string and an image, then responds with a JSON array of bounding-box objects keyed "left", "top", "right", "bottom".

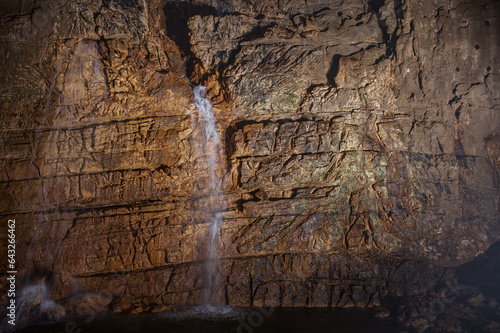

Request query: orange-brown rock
[{"left": 0, "top": 0, "right": 499, "bottom": 331}]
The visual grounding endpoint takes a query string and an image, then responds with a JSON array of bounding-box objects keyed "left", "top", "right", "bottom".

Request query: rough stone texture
[{"left": 0, "top": 0, "right": 499, "bottom": 331}]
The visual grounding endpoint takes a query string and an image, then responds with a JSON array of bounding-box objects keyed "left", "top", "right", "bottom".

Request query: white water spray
[
  {"left": 192, "top": 85, "right": 222, "bottom": 305},
  {"left": 17, "top": 282, "right": 65, "bottom": 321}
]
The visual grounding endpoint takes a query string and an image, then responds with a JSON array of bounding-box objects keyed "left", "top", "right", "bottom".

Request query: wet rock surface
[{"left": 0, "top": 0, "right": 499, "bottom": 331}]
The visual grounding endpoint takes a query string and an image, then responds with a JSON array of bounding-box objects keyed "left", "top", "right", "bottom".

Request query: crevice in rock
[
  {"left": 326, "top": 54, "right": 342, "bottom": 86},
  {"left": 454, "top": 104, "right": 462, "bottom": 120},
  {"left": 371, "top": 0, "right": 403, "bottom": 62},
  {"left": 449, "top": 84, "right": 460, "bottom": 106},
  {"left": 417, "top": 68, "right": 424, "bottom": 93},
  {"left": 163, "top": 2, "right": 219, "bottom": 81},
  {"left": 235, "top": 190, "right": 261, "bottom": 212},
  {"left": 268, "top": 188, "right": 298, "bottom": 201},
  {"left": 369, "top": 0, "right": 385, "bottom": 14},
  {"left": 385, "top": 0, "right": 404, "bottom": 59},
  {"left": 370, "top": 1, "right": 387, "bottom": 33}
]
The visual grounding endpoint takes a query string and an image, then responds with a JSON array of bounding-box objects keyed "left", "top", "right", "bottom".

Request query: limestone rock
[{"left": 0, "top": 0, "right": 499, "bottom": 331}]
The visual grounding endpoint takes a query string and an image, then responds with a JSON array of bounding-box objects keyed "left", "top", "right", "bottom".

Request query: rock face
[{"left": 0, "top": 0, "right": 499, "bottom": 330}]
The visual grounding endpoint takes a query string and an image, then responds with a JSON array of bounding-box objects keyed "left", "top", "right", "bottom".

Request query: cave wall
[{"left": 0, "top": 0, "right": 499, "bottom": 316}]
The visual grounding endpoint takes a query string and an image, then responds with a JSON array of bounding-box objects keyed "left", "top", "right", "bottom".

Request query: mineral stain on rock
[{"left": 0, "top": 0, "right": 499, "bottom": 332}]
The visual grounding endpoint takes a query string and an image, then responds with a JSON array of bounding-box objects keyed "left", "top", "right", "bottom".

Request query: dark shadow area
[
  {"left": 163, "top": 2, "right": 219, "bottom": 80},
  {"left": 457, "top": 240, "right": 500, "bottom": 302},
  {"left": 326, "top": 54, "right": 342, "bottom": 86},
  {"left": 163, "top": 2, "right": 271, "bottom": 83},
  {"left": 239, "top": 24, "right": 273, "bottom": 43},
  {"left": 369, "top": 0, "right": 385, "bottom": 13},
  {"left": 234, "top": 189, "right": 261, "bottom": 212},
  {"left": 369, "top": 0, "right": 401, "bottom": 61},
  {"left": 163, "top": 2, "right": 219, "bottom": 56}
]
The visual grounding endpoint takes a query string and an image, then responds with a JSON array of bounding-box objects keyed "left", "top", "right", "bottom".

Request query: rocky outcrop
[{"left": 0, "top": 0, "right": 499, "bottom": 331}]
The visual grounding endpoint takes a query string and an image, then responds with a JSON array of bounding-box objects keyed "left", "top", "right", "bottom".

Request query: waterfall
[
  {"left": 191, "top": 85, "right": 222, "bottom": 305},
  {"left": 16, "top": 40, "right": 109, "bottom": 323}
]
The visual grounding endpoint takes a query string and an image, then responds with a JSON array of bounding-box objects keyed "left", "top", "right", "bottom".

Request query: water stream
[
  {"left": 191, "top": 85, "right": 222, "bottom": 305},
  {"left": 15, "top": 39, "right": 109, "bottom": 323}
]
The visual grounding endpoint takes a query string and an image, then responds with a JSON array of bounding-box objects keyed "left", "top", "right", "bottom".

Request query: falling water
[
  {"left": 191, "top": 85, "right": 222, "bottom": 305},
  {"left": 16, "top": 40, "right": 109, "bottom": 323},
  {"left": 16, "top": 282, "right": 65, "bottom": 322}
]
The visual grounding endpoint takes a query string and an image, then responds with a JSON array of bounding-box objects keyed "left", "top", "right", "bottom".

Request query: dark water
[{"left": 9, "top": 306, "right": 415, "bottom": 333}]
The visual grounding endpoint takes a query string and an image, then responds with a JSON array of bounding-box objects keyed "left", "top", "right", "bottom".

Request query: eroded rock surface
[{"left": 0, "top": 0, "right": 499, "bottom": 331}]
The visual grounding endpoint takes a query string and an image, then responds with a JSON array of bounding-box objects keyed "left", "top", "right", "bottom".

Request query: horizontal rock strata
[{"left": 0, "top": 0, "right": 499, "bottom": 330}]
